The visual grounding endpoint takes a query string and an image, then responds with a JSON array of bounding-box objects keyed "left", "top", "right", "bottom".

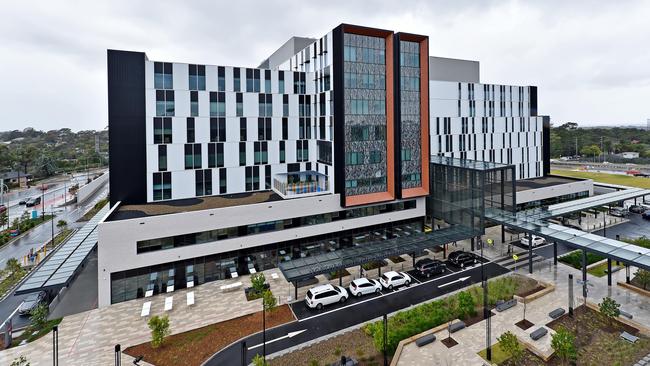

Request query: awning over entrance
[
  {"left": 279, "top": 225, "right": 478, "bottom": 283},
  {"left": 16, "top": 204, "right": 109, "bottom": 295},
  {"left": 485, "top": 187, "right": 650, "bottom": 271}
]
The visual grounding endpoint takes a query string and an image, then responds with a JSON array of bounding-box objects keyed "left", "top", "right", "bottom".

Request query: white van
[{"left": 305, "top": 284, "right": 348, "bottom": 310}]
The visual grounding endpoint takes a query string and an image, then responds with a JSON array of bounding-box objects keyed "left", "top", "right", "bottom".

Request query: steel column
[
  {"left": 553, "top": 241, "right": 557, "bottom": 265},
  {"left": 607, "top": 258, "right": 612, "bottom": 286},
  {"left": 527, "top": 233, "right": 533, "bottom": 274}
]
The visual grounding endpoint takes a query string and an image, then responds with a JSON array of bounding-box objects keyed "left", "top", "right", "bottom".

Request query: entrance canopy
[{"left": 279, "top": 225, "right": 477, "bottom": 283}]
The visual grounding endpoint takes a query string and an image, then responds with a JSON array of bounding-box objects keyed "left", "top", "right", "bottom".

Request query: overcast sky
[{"left": 1, "top": 0, "right": 649, "bottom": 131}]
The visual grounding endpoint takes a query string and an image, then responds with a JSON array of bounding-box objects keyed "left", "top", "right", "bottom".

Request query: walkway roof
[{"left": 16, "top": 205, "right": 109, "bottom": 295}]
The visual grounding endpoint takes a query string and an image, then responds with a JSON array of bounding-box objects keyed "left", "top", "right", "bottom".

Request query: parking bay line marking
[
  {"left": 248, "top": 329, "right": 307, "bottom": 350},
  {"left": 296, "top": 264, "right": 485, "bottom": 323}
]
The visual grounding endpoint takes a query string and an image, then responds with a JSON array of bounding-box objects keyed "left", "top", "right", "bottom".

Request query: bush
[
  {"left": 599, "top": 297, "right": 620, "bottom": 325},
  {"left": 148, "top": 315, "right": 171, "bottom": 348},
  {"left": 498, "top": 331, "right": 523, "bottom": 363},
  {"left": 252, "top": 354, "right": 268, "bottom": 366},
  {"left": 551, "top": 326, "right": 577, "bottom": 365},
  {"left": 29, "top": 304, "right": 48, "bottom": 330},
  {"left": 559, "top": 250, "right": 604, "bottom": 269},
  {"left": 251, "top": 273, "right": 266, "bottom": 294},
  {"left": 262, "top": 290, "right": 276, "bottom": 312},
  {"left": 10, "top": 355, "right": 30, "bottom": 366},
  {"left": 457, "top": 291, "right": 476, "bottom": 319}
]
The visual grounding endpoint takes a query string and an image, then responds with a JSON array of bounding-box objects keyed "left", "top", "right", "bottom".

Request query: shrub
[
  {"left": 457, "top": 291, "right": 476, "bottom": 319},
  {"left": 334, "top": 346, "right": 342, "bottom": 357},
  {"left": 148, "top": 314, "right": 171, "bottom": 348},
  {"left": 559, "top": 251, "right": 604, "bottom": 269},
  {"left": 551, "top": 326, "right": 577, "bottom": 365},
  {"left": 635, "top": 269, "right": 650, "bottom": 290},
  {"left": 262, "top": 290, "right": 276, "bottom": 312},
  {"left": 29, "top": 304, "right": 48, "bottom": 330},
  {"left": 252, "top": 354, "right": 268, "bottom": 366},
  {"left": 599, "top": 296, "right": 620, "bottom": 325},
  {"left": 56, "top": 220, "right": 67, "bottom": 229},
  {"left": 498, "top": 331, "right": 523, "bottom": 363},
  {"left": 10, "top": 355, "right": 30, "bottom": 366},
  {"left": 251, "top": 273, "right": 266, "bottom": 294}
]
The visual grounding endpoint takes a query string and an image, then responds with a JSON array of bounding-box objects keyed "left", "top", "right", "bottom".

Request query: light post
[
  {"left": 262, "top": 296, "right": 266, "bottom": 362},
  {"left": 481, "top": 239, "right": 491, "bottom": 360}
]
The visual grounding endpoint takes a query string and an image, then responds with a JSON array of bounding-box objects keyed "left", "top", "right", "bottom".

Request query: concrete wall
[
  {"left": 429, "top": 56, "right": 479, "bottom": 83},
  {"left": 77, "top": 172, "right": 109, "bottom": 203},
  {"left": 97, "top": 195, "right": 425, "bottom": 307},
  {"left": 516, "top": 179, "right": 593, "bottom": 204}
]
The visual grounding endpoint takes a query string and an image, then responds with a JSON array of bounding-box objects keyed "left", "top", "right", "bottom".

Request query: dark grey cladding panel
[{"left": 429, "top": 56, "right": 479, "bottom": 83}]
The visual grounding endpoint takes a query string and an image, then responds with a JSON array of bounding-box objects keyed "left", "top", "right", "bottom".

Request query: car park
[
  {"left": 447, "top": 251, "right": 478, "bottom": 268},
  {"left": 18, "top": 291, "right": 47, "bottom": 316},
  {"left": 379, "top": 271, "right": 411, "bottom": 290},
  {"left": 610, "top": 207, "right": 629, "bottom": 217},
  {"left": 629, "top": 205, "right": 646, "bottom": 214},
  {"left": 415, "top": 258, "right": 446, "bottom": 278},
  {"left": 520, "top": 235, "right": 546, "bottom": 247},
  {"left": 349, "top": 278, "right": 382, "bottom": 297},
  {"left": 305, "top": 284, "right": 348, "bottom": 310}
]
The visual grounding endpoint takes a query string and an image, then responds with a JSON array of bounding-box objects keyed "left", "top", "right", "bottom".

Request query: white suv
[
  {"left": 379, "top": 271, "right": 411, "bottom": 290},
  {"left": 349, "top": 278, "right": 382, "bottom": 297},
  {"left": 305, "top": 284, "right": 348, "bottom": 310},
  {"left": 520, "top": 235, "right": 546, "bottom": 247}
]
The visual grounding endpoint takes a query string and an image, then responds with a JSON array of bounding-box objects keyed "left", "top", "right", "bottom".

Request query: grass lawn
[
  {"left": 551, "top": 169, "right": 650, "bottom": 189},
  {"left": 124, "top": 305, "right": 295, "bottom": 366},
  {"left": 0, "top": 269, "right": 27, "bottom": 298},
  {"left": 478, "top": 341, "right": 512, "bottom": 365},
  {"left": 587, "top": 261, "right": 623, "bottom": 277},
  {"left": 559, "top": 250, "right": 604, "bottom": 270},
  {"left": 10, "top": 318, "right": 63, "bottom": 347},
  {"left": 77, "top": 198, "right": 108, "bottom": 222}
]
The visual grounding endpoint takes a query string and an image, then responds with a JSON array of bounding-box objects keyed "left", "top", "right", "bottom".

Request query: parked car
[
  {"left": 25, "top": 196, "right": 41, "bottom": 207},
  {"left": 643, "top": 211, "right": 650, "bottom": 221},
  {"left": 18, "top": 199, "right": 27, "bottom": 205},
  {"left": 629, "top": 205, "right": 646, "bottom": 214},
  {"left": 520, "top": 235, "right": 546, "bottom": 247},
  {"left": 415, "top": 258, "right": 446, "bottom": 278},
  {"left": 305, "top": 284, "right": 348, "bottom": 310},
  {"left": 379, "top": 271, "right": 412, "bottom": 290},
  {"left": 447, "top": 251, "right": 478, "bottom": 268},
  {"left": 18, "top": 291, "right": 47, "bottom": 316},
  {"left": 349, "top": 277, "right": 382, "bottom": 297},
  {"left": 610, "top": 207, "right": 629, "bottom": 217}
]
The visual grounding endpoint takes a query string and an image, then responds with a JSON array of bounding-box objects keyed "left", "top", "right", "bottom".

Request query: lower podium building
[{"left": 99, "top": 23, "right": 552, "bottom": 307}]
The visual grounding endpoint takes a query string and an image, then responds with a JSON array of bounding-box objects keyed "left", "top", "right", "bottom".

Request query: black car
[
  {"left": 448, "top": 251, "right": 478, "bottom": 268},
  {"left": 25, "top": 197, "right": 41, "bottom": 207},
  {"left": 415, "top": 258, "right": 446, "bottom": 278},
  {"left": 18, "top": 291, "right": 47, "bottom": 316},
  {"left": 629, "top": 205, "right": 646, "bottom": 214}
]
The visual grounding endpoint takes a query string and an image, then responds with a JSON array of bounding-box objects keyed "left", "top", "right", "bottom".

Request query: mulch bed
[
  {"left": 441, "top": 337, "right": 458, "bottom": 348},
  {"left": 516, "top": 285, "right": 546, "bottom": 298},
  {"left": 124, "top": 305, "right": 295, "bottom": 366},
  {"left": 515, "top": 319, "right": 534, "bottom": 330},
  {"left": 269, "top": 328, "right": 385, "bottom": 366},
  {"left": 362, "top": 260, "right": 388, "bottom": 271},
  {"left": 326, "top": 269, "right": 351, "bottom": 280},
  {"left": 464, "top": 309, "right": 495, "bottom": 327},
  {"left": 388, "top": 256, "right": 405, "bottom": 263},
  {"left": 543, "top": 305, "right": 650, "bottom": 366},
  {"left": 513, "top": 276, "right": 543, "bottom": 297}
]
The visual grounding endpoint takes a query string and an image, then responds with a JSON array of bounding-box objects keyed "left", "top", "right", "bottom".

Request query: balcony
[{"left": 272, "top": 171, "right": 330, "bottom": 199}]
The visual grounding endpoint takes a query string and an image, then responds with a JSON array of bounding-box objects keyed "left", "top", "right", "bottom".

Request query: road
[
  {"left": 0, "top": 181, "right": 108, "bottom": 330},
  {"left": 592, "top": 212, "right": 650, "bottom": 240},
  {"left": 205, "top": 261, "right": 509, "bottom": 365}
]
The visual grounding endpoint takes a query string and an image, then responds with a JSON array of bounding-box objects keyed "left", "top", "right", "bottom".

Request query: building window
[
  {"left": 259, "top": 94, "right": 272, "bottom": 117},
  {"left": 257, "top": 118, "right": 272, "bottom": 140},
  {"left": 246, "top": 68, "right": 260, "bottom": 92},
  {"left": 156, "top": 90, "right": 174, "bottom": 116},
  {"left": 190, "top": 91, "right": 199, "bottom": 117},
  {"left": 282, "top": 118, "right": 288, "bottom": 140},
  {"left": 153, "top": 172, "right": 171, "bottom": 201},
  {"left": 299, "top": 118, "right": 311, "bottom": 139},
  {"left": 186, "top": 118, "right": 195, "bottom": 143},
  {"left": 154, "top": 62, "right": 173, "bottom": 89},
  {"left": 345, "top": 151, "right": 364, "bottom": 165},
  {"left": 158, "top": 145, "right": 167, "bottom": 171},
  {"left": 210, "top": 92, "right": 225, "bottom": 117},
  {"left": 369, "top": 150, "right": 382, "bottom": 164},
  {"left": 279, "top": 141, "right": 286, "bottom": 163},
  {"left": 317, "top": 141, "right": 332, "bottom": 165},
  {"left": 219, "top": 168, "right": 227, "bottom": 194},
  {"left": 236, "top": 93, "right": 243, "bottom": 117},
  {"left": 254, "top": 141, "right": 268, "bottom": 165},
  {"left": 283, "top": 94, "right": 289, "bottom": 117},
  {"left": 296, "top": 140, "right": 308, "bottom": 162},
  {"left": 264, "top": 70, "right": 271, "bottom": 92},
  {"left": 195, "top": 169, "right": 212, "bottom": 196},
  {"left": 217, "top": 66, "right": 225, "bottom": 91},
  {"left": 239, "top": 142, "right": 246, "bottom": 166},
  {"left": 401, "top": 149, "right": 411, "bottom": 161},
  {"left": 293, "top": 72, "right": 306, "bottom": 94},
  {"left": 208, "top": 143, "right": 224, "bottom": 168},
  {"left": 210, "top": 118, "right": 226, "bottom": 142},
  {"left": 153, "top": 117, "right": 172, "bottom": 144},
  {"left": 184, "top": 143, "right": 202, "bottom": 169},
  {"left": 245, "top": 166, "right": 260, "bottom": 191},
  {"left": 188, "top": 64, "right": 205, "bottom": 90},
  {"left": 278, "top": 71, "right": 285, "bottom": 94},
  {"left": 233, "top": 68, "right": 241, "bottom": 92}
]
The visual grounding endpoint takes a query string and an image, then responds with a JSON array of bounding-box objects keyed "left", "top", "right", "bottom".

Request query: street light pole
[
  {"left": 262, "top": 301, "right": 266, "bottom": 362},
  {"left": 481, "top": 239, "right": 491, "bottom": 360}
]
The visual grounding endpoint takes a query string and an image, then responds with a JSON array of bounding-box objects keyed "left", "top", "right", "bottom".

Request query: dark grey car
[{"left": 18, "top": 291, "right": 47, "bottom": 316}]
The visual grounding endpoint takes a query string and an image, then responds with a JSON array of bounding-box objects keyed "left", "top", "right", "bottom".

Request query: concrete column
[
  {"left": 471, "top": 237, "right": 475, "bottom": 251},
  {"left": 443, "top": 243, "right": 447, "bottom": 259},
  {"left": 501, "top": 225, "right": 505, "bottom": 243},
  {"left": 626, "top": 265, "right": 630, "bottom": 284},
  {"left": 568, "top": 274, "right": 574, "bottom": 316},
  {"left": 294, "top": 282, "right": 297, "bottom": 300},
  {"left": 527, "top": 233, "right": 533, "bottom": 274}
]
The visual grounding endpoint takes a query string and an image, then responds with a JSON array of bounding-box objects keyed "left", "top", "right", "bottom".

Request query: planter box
[{"left": 514, "top": 281, "right": 555, "bottom": 303}]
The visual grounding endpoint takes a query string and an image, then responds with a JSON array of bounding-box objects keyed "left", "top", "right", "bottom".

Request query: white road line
[{"left": 247, "top": 330, "right": 307, "bottom": 350}]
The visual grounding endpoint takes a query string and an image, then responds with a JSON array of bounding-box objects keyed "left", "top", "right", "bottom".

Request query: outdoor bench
[
  {"left": 496, "top": 299, "right": 517, "bottom": 312},
  {"left": 530, "top": 327, "right": 547, "bottom": 341},
  {"left": 415, "top": 334, "right": 436, "bottom": 347},
  {"left": 548, "top": 308, "right": 565, "bottom": 319},
  {"left": 449, "top": 321, "right": 466, "bottom": 333},
  {"left": 621, "top": 331, "right": 639, "bottom": 343}
]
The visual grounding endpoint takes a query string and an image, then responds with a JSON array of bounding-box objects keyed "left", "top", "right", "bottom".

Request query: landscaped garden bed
[
  {"left": 269, "top": 328, "right": 384, "bottom": 366},
  {"left": 388, "top": 255, "right": 405, "bottom": 263},
  {"left": 325, "top": 269, "right": 351, "bottom": 280},
  {"left": 361, "top": 260, "right": 387, "bottom": 271},
  {"left": 124, "top": 305, "right": 295, "bottom": 366},
  {"left": 558, "top": 250, "right": 604, "bottom": 269},
  {"left": 587, "top": 260, "right": 623, "bottom": 277}
]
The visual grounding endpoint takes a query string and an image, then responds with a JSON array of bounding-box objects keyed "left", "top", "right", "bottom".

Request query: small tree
[
  {"left": 148, "top": 314, "right": 171, "bottom": 348},
  {"left": 56, "top": 220, "right": 67, "bottom": 230},
  {"left": 599, "top": 296, "right": 620, "bottom": 326},
  {"left": 29, "top": 303, "right": 48, "bottom": 330},
  {"left": 551, "top": 326, "right": 577, "bottom": 366},
  {"left": 498, "top": 331, "right": 523, "bottom": 363},
  {"left": 5, "top": 258, "right": 22, "bottom": 277},
  {"left": 457, "top": 291, "right": 476, "bottom": 319},
  {"left": 251, "top": 354, "right": 268, "bottom": 366},
  {"left": 250, "top": 272, "right": 266, "bottom": 294},
  {"left": 0, "top": 211, "right": 7, "bottom": 228},
  {"left": 635, "top": 269, "right": 650, "bottom": 290},
  {"left": 263, "top": 290, "right": 276, "bottom": 312},
  {"left": 10, "top": 355, "right": 30, "bottom": 366}
]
